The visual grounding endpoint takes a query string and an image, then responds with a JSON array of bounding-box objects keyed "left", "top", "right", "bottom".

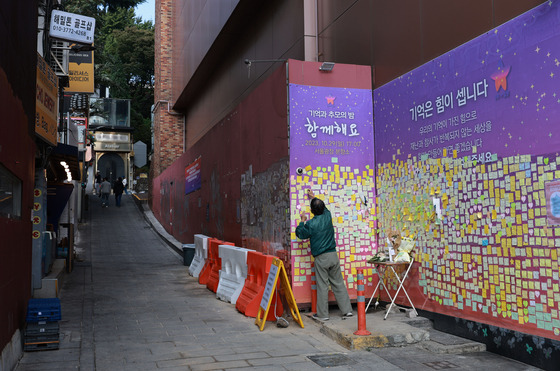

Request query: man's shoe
[
  {"left": 312, "top": 314, "right": 329, "bottom": 322},
  {"left": 342, "top": 312, "right": 353, "bottom": 319}
]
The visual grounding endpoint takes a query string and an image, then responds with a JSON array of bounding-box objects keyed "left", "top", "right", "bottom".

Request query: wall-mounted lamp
[
  {"left": 244, "top": 58, "right": 287, "bottom": 78},
  {"left": 319, "top": 62, "right": 335, "bottom": 72}
]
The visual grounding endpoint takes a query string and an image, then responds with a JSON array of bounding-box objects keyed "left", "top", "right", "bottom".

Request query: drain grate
[
  {"left": 307, "top": 353, "right": 357, "bottom": 368},
  {"left": 423, "top": 361, "right": 459, "bottom": 370}
]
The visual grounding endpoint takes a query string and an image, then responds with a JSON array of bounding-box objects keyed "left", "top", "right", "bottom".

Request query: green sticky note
[
  {"left": 331, "top": 157, "right": 338, "bottom": 163},
  {"left": 544, "top": 157, "right": 549, "bottom": 165}
]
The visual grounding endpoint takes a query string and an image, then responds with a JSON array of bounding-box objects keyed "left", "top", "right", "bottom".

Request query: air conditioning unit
[{"left": 49, "top": 39, "right": 69, "bottom": 76}]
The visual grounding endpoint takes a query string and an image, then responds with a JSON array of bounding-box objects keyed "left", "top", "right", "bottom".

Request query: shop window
[{"left": 0, "top": 164, "right": 22, "bottom": 219}]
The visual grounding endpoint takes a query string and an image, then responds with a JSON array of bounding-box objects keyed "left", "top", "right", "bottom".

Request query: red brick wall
[{"left": 152, "top": 0, "right": 183, "bottom": 180}]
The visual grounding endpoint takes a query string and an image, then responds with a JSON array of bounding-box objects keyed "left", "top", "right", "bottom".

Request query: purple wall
[{"left": 374, "top": 1, "right": 560, "bottom": 341}]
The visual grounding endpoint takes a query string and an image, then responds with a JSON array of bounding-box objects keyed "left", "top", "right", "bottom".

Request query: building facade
[
  {"left": 152, "top": 1, "right": 556, "bottom": 368},
  {"left": 0, "top": 2, "right": 38, "bottom": 366},
  {"left": 1, "top": 1, "right": 86, "bottom": 368}
]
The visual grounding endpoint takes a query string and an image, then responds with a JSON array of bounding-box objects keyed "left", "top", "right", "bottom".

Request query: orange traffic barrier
[
  {"left": 236, "top": 251, "right": 283, "bottom": 320},
  {"left": 206, "top": 239, "right": 234, "bottom": 292},
  {"left": 353, "top": 268, "right": 371, "bottom": 336},
  {"left": 197, "top": 239, "right": 213, "bottom": 285}
]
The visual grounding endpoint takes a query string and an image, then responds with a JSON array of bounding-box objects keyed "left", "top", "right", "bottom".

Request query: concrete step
[
  {"left": 314, "top": 306, "right": 486, "bottom": 353},
  {"left": 33, "top": 259, "right": 66, "bottom": 298},
  {"left": 419, "top": 329, "right": 487, "bottom": 354}
]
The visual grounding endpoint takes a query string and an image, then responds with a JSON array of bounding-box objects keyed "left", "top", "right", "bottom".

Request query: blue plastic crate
[{"left": 26, "top": 298, "right": 61, "bottom": 322}]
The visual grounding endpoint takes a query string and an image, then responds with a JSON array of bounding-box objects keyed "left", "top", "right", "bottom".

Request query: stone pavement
[{"left": 14, "top": 191, "right": 542, "bottom": 370}]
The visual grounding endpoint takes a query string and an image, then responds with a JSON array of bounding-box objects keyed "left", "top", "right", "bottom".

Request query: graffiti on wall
[{"left": 240, "top": 160, "right": 290, "bottom": 262}]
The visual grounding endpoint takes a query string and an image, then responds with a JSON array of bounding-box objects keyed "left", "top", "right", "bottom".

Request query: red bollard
[
  {"left": 353, "top": 268, "right": 371, "bottom": 336},
  {"left": 311, "top": 265, "right": 317, "bottom": 313}
]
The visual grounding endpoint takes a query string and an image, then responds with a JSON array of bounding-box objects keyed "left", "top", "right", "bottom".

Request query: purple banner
[
  {"left": 374, "top": 2, "right": 560, "bottom": 164},
  {"left": 290, "top": 84, "right": 374, "bottom": 169},
  {"left": 185, "top": 158, "right": 201, "bottom": 195}
]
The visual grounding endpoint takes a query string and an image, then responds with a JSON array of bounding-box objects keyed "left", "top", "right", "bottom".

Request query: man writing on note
[{"left": 296, "top": 189, "right": 353, "bottom": 321}]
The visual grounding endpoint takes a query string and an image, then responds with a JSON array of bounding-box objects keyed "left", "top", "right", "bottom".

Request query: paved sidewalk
[{"left": 14, "top": 192, "right": 541, "bottom": 370}]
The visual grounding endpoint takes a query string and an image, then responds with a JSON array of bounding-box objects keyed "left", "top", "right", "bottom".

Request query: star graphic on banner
[
  {"left": 491, "top": 65, "right": 511, "bottom": 92},
  {"left": 326, "top": 96, "right": 335, "bottom": 105}
]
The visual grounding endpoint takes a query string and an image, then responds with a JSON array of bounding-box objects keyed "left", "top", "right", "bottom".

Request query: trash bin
[{"left": 182, "top": 244, "right": 195, "bottom": 266}]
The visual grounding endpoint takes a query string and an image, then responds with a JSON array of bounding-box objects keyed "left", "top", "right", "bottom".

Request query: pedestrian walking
[
  {"left": 295, "top": 189, "right": 353, "bottom": 321},
  {"left": 113, "top": 177, "right": 124, "bottom": 207},
  {"left": 122, "top": 176, "right": 128, "bottom": 194},
  {"left": 100, "top": 177, "right": 111, "bottom": 207},
  {"left": 95, "top": 171, "right": 102, "bottom": 195}
]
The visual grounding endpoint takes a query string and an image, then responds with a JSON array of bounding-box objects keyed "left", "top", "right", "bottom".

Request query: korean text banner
[
  {"left": 290, "top": 84, "right": 374, "bottom": 170},
  {"left": 289, "top": 83, "right": 376, "bottom": 303},
  {"left": 185, "top": 158, "right": 201, "bottom": 195},
  {"left": 374, "top": 2, "right": 560, "bottom": 165},
  {"left": 36, "top": 53, "right": 58, "bottom": 146}
]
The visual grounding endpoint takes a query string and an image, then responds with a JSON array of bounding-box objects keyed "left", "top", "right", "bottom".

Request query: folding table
[{"left": 365, "top": 259, "right": 417, "bottom": 319}]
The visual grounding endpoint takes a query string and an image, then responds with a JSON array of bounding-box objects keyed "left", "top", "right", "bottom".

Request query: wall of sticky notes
[
  {"left": 289, "top": 83, "right": 377, "bottom": 303},
  {"left": 374, "top": 1, "right": 560, "bottom": 340}
]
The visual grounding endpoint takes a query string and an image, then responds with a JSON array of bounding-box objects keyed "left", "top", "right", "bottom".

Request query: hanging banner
[{"left": 66, "top": 48, "right": 94, "bottom": 93}]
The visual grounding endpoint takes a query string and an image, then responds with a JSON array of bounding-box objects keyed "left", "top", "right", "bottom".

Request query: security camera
[{"left": 296, "top": 167, "right": 304, "bottom": 175}]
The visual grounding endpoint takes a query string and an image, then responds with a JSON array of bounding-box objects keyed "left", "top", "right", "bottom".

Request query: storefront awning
[
  {"left": 48, "top": 143, "right": 81, "bottom": 182},
  {"left": 47, "top": 183, "right": 74, "bottom": 232}
]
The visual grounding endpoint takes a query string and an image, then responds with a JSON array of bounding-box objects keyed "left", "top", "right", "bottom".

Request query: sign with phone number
[{"left": 50, "top": 10, "right": 95, "bottom": 44}]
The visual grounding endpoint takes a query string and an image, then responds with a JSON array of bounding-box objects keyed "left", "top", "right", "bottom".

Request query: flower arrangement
[{"left": 368, "top": 229, "right": 415, "bottom": 263}]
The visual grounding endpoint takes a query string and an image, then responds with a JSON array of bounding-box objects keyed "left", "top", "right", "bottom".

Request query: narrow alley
[{"left": 13, "top": 190, "right": 540, "bottom": 371}]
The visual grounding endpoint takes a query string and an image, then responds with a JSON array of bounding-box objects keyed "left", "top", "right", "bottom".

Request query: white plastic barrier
[
  {"left": 189, "top": 234, "right": 210, "bottom": 277},
  {"left": 216, "top": 245, "right": 251, "bottom": 305}
]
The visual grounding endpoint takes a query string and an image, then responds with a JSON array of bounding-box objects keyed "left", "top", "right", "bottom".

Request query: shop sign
[
  {"left": 36, "top": 53, "right": 58, "bottom": 146},
  {"left": 50, "top": 10, "right": 95, "bottom": 44}
]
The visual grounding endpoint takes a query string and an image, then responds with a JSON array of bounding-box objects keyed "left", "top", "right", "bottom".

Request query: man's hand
[
  {"left": 306, "top": 189, "right": 315, "bottom": 199},
  {"left": 300, "top": 213, "right": 308, "bottom": 222}
]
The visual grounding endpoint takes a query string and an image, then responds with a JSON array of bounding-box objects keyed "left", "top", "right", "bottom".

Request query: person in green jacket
[{"left": 296, "top": 189, "right": 353, "bottom": 321}]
